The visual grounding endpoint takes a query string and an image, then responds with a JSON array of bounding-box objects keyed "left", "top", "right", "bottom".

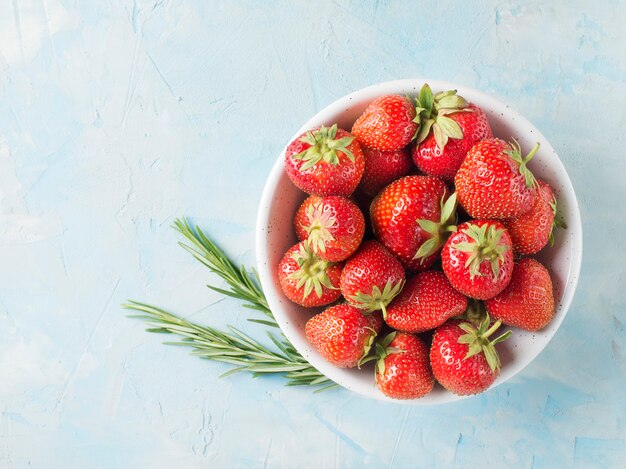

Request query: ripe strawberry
[
  {"left": 293, "top": 195, "right": 365, "bottom": 262},
  {"left": 285, "top": 124, "right": 365, "bottom": 197},
  {"left": 502, "top": 180, "right": 565, "bottom": 255},
  {"left": 430, "top": 315, "right": 511, "bottom": 395},
  {"left": 368, "top": 332, "right": 434, "bottom": 399},
  {"left": 485, "top": 258, "right": 555, "bottom": 331},
  {"left": 370, "top": 175, "right": 457, "bottom": 272},
  {"left": 351, "top": 95, "right": 417, "bottom": 151},
  {"left": 441, "top": 220, "right": 513, "bottom": 300},
  {"left": 455, "top": 138, "right": 539, "bottom": 219},
  {"left": 411, "top": 84, "right": 493, "bottom": 180},
  {"left": 358, "top": 147, "right": 413, "bottom": 197},
  {"left": 305, "top": 304, "right": 383, "bottom": 368},
  {"left": 385, "top": 271, "right": 468, "bottom": 333},
  {"left": 340, "top": 240, "right": 405, "bottom": 316},
  {"left": 277, "top": 242, "right": 342, "bottom": 307}
]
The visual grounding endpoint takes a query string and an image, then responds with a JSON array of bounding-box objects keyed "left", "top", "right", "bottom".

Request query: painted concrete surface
[{"left": 1, "top": 0, "right": 625, "bottom": 467}]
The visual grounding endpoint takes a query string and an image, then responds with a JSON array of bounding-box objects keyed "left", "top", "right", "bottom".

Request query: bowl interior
[{"left": 255, "top": 79, "right": 582, "bottom": 404}]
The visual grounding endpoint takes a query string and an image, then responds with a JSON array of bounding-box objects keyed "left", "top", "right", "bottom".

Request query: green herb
[{"left": 123, "top": 218, "right": 336, "bottom": 390}]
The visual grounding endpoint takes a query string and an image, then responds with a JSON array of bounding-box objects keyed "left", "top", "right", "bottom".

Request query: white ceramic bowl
[{"left": 255, "top": 79, "right": 583, "bottom": 404}]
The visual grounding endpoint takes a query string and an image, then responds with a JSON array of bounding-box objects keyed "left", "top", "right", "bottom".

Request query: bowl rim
[{"left": 255, "top": 78, "right": 583, "bottom": 405}]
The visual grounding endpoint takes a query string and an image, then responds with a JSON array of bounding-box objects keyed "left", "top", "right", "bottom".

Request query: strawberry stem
[
  {"left": 525, "top": 142, "right": 540, "bottom": 162},
  {"left": 484, "top": 319, "right": 503, "bottom": 338}
]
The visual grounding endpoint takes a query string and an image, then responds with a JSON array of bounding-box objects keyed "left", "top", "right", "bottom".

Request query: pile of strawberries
[{"left": 278, "top": 84, "right": 565, "bottom": 399}]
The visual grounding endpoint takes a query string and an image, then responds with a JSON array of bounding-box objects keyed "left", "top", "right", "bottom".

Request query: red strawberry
[
  {"left": 455, "top": 138, "right": 539, "bottom": 219},
  {"left": 352, "top": 95, "right": 417, "bottom": 151},
  {"left": 430, "top": 315, "right": 511, "bottom": 395},
  {"left": 305, "top": 304, "right": 383, "bottom": 368},
  {"left": 411, "top": 84, "right": 493, "bottom": 180},
  {"left": 277, "top": 242, "right": 342, "bottom": 307},
  {"left": 293, "top": 195, "right": 365, "bottom": 262},
  {"left": 485, "top": 258, "right": 555, "bottom": 331},
  {"left": 370, "top": 175, "right": 457, "bottom": 271},
  {"left": 385, "top": 271, "right": 468, "bottom": 333},
  {"left": 502, "top": 180, "right": 565, "bottom": 255},
  {"left": 340, "top": 240, "right": 405, "bottom": 316},
  {"left": 368, "top": 332, "right": 434, "bottom": 399},
  {"left": 285, "top": 124, "right": 365, "bottom": 196},
  {"left": 358, "top": 147, "right": 413, "bottom": 197},
  {"left": 441, "top": 220, "right": 513, "bottom": 300}
]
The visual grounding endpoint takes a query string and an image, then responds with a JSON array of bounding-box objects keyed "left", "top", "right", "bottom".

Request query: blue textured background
[{"left": 1, "top": 1, "right": 625, "bottom": 467}]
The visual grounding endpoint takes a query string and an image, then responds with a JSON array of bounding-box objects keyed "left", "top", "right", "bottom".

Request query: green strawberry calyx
[
  {"left": 411, "top": 83, "right": 471, "bottom": 150},
  {"left": 456, "top": 299, "right": 487, "bottom": 326},
  {"left": 548, "top": 195, "right": 568, "bottom": 247},
  {"left": 304, "top": 200, "right": 337, "bottom": 253},
  {"left": 359, "top": 332, "right": 403, "bottom": 375},
  {"left": 457, "top": 314, "right": 511, "bottom": 372},
  {"left": 505, "top": 139, "right": 539, "bottom": 189},
  {"left": 293, "top": 124, "right": 355, "bottom": 171},
  {"left": 414, "top": 191, "right": 458, "bottom": 261},
  {"left": 285, "top": 243, "right": 338, "bottom": 300},
  {"left": 347, "top": 278, "right": 405, "bottom": 318},
  {"left": 357, "top": 328, "right": 379, "bottom": 369},
  {"left": 452, "top": 222, "right": 510, "bottom": 280}
]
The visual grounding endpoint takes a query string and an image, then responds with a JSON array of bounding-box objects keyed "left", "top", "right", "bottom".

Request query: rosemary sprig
[
  {"left": 124, "top": 218, "right": 336, "bottom": 390},
  {"left": 124, "top": 301, "right": 333, "bottom": 388},
  {"left": 173, "top": 218, "right": 273, "bottom": 325}
]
